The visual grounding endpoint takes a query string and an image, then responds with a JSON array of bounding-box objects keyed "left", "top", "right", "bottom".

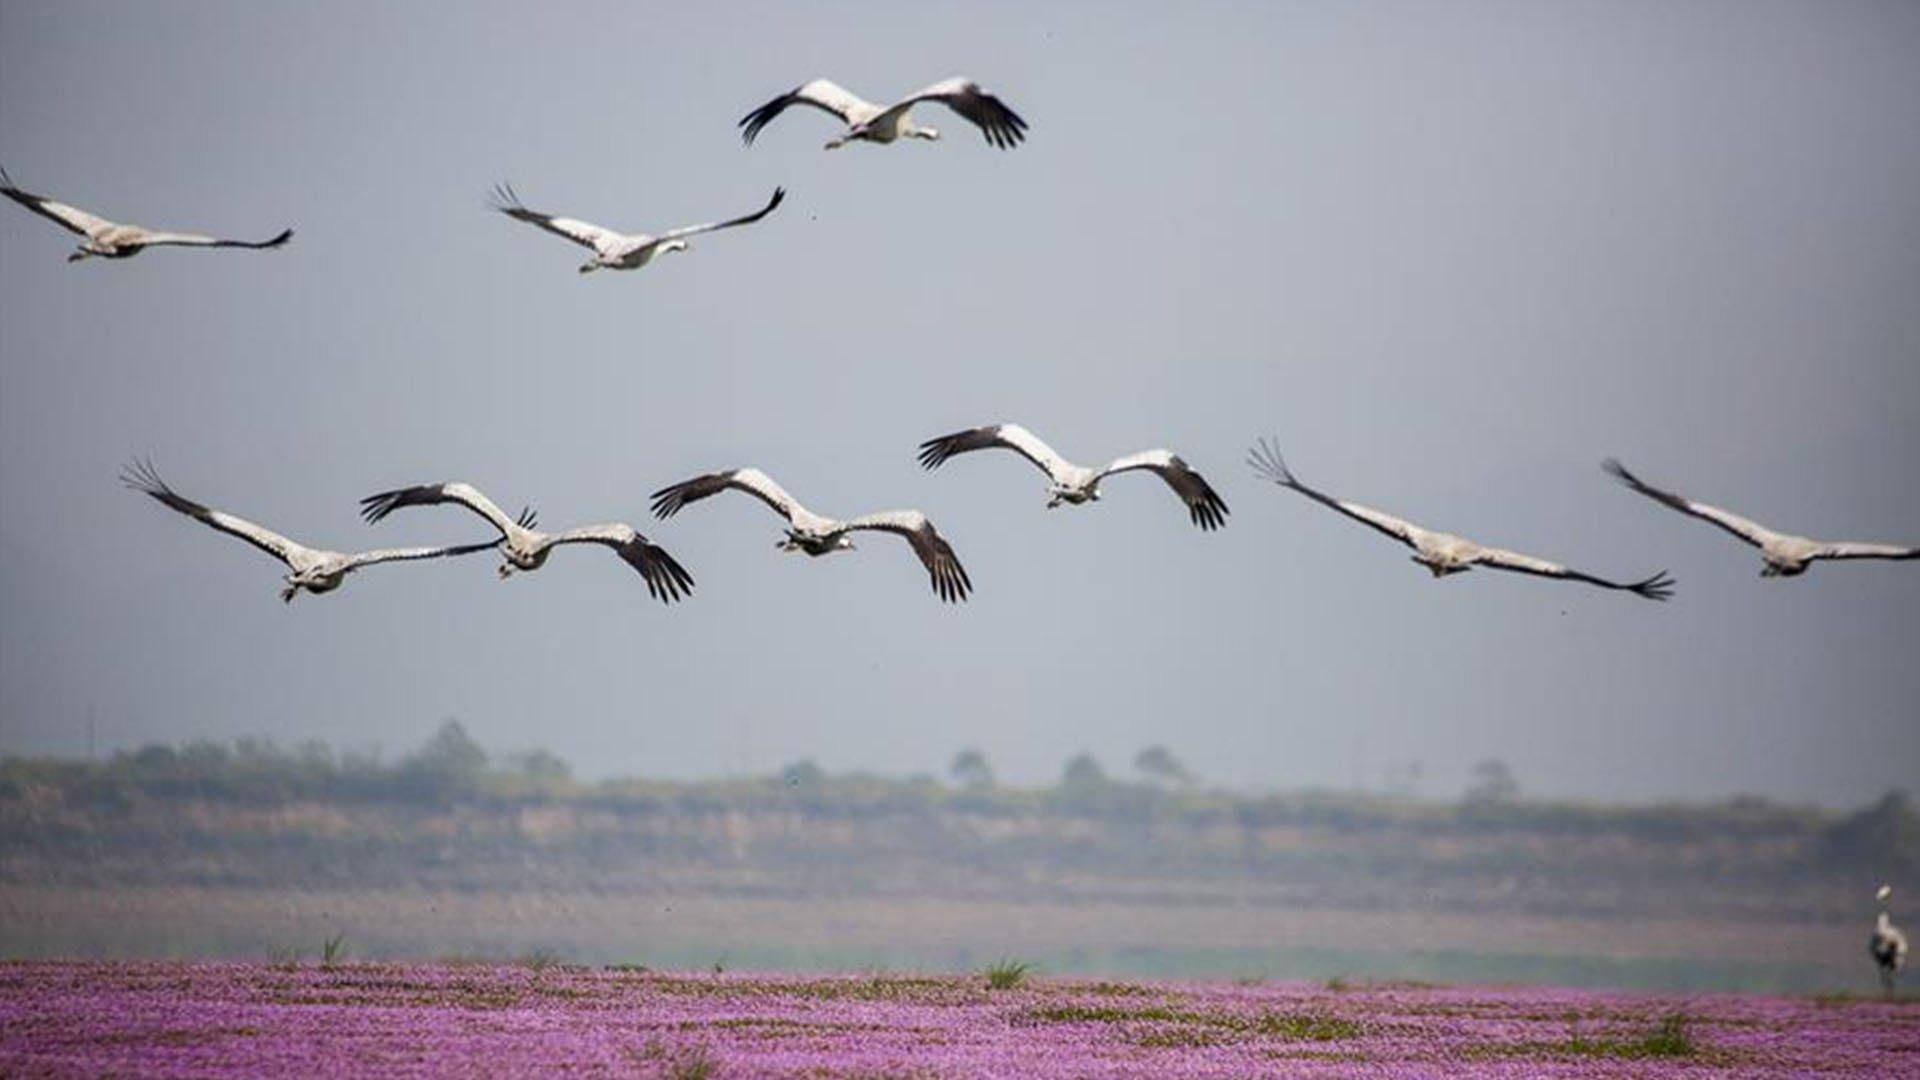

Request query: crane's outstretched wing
[
  {"left": 133, "top": 227, "right": 293, "bottom": 250},
  {"left": 656, "top": 187, "right": 785, "bottom": 244},
  {"left": 1814, "top": 541, "right": 1919, "bottom": 563},
  {"left": 917, "top": 423, "right": 1077, "bottom": 484},
  {"left": 1100, "top": 449, "right": 1229, "bottom": 531},
  {"left": 359, "top": 481, "right": 525, "bottom": 537},
  {"left": 488, "top": 183, "right": 626, "bottom": 255},
  {"left": 650, "top": 467, "right": 802, "bottom": 524},
  {"left": 888, "top": 77, "right": 1028, "bottom": 149},
  {"left": 1471, "top": 545, "right": 1675, "bottom": 601},
  {"left": 1, "top": 166, "right": 115, "bottom": 238},
  {"left": 1603, "top": 459, "right": 1778, "bottom": 549},
  {"left": 122, "top": 459, "right": 306, "bottom": 567},
  {"left": 738, "top": 79, "right": 878, "bottom": 144},
  {"left": 1247, "top": 439, "right": 1412, "bottom": 545},
  {"left": 549, "top": 524, "right": 696, "bottom": 603},
  {"left": 842, "top": 510, "right": 973, "bottom": 602},
  {"left": 338, "top": 539, "right": 502, "bottom": 573}
]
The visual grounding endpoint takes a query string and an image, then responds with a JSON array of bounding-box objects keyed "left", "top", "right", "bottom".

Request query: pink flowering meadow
[{"left": 1, "top": 961, "right": 1915, "bottom": 1077}]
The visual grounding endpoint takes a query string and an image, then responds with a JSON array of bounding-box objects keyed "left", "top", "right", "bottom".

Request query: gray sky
[{"left": 2, "top": 1, "right": 1916, "bottom": 806}]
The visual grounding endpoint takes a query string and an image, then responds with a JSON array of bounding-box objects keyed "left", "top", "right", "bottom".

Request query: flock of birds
[
  {"left": 6, "top": 64, "right": 1917, "bottom": 993},
  {"left": 5, "top": 72, "right": 1915, "bottom": 608},
  {"left": 99, "top": 422, "right": 1919, "bottom": 606}
]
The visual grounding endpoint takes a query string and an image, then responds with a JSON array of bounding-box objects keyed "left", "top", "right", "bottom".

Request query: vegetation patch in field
[
  {"left": 519, "top": 948, "right": 584, "bottom": 974},
  {"left": 630, "top": 1041, "right": 719, "bottom": 1080},
  {"left": 1583, "top": 1013, "right": 1696, "bottom": 1059},
  {"left": 1021, "top": 1003, "right": 1190, "bottom": 1025},
  {"left": 983, "top": 959, "right": 1032, "bottom": 990},
  {"left": 1024, "top": 1002, "right": 1362, "bottom": 1046},
  {"left": 1130, "top": 1026, "right": 1223, "bottom": 1049},
  {"left": 787, "top": 975, "right": 971, "bottom": 1003},
  {"left": 1068, "top": 980, "right": 1155, "bottom": 998},
  {"left": 96, "top": 1027, "right": 264, "bottom": 1048},
  {"left": 257, "top": 968, "right": 611, "bottom": 1011},
  {"left": 1253, "top": 1013, "right": 1363, "bottom": 1041},
  {"left": 1468, "top": 1012, "right": 1706, "bottom": 1063},
  {"left": 679, "top": 1017, "right": 912, "bottom": 1039},
  {"left": 1327, "top": 976, "right": 1443, "bottom": 993}
]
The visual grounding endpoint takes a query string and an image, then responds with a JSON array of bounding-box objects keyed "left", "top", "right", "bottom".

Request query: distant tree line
[{"left": 0, "top": 722, "right": 1913, "bottom": 872}]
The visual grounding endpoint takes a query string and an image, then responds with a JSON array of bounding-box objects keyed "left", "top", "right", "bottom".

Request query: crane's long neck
[{"left": 1879, "top": 911, "right": 1895, "bottom": 933}]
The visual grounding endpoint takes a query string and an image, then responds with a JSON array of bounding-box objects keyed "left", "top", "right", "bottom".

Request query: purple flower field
[{"left": 1, "top": 961, "right": 1915, "bottom": 1078}]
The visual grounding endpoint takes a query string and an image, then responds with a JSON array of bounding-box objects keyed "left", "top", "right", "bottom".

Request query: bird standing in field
[
  {"left": 1873, "top": 885, "right": 1909, "bottom": 998},
  {"left": 650, "top": 467, "right": 971, "bottom": 602},
  {"left": 358, "top": 481, "right": 693, "bottom": 603},
  {"left": 2, "top": 166, "right": 292, "bottom": 262},
  {"left": 917, "top": 423, "right": 1229, "bottom": 531},
  {"left": 123, "top": 461, "right": 496, "bottom": 603},
  {"left": 488, "top": 184, "right": 784, "bottom": 274},
  {"left": 1249, "top": 440, "right": 1674, "bottom": 600},
  {"left": 1604, "top": 459, "right": 1918, "bottom": 577},
  {"left": 739, "top": 77, "right": 1027, "bottom": 150}
]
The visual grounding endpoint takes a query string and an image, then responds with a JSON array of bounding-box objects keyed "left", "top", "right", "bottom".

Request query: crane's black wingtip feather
[
  {"left": 488, "top": 182, "right": 527, "bottom": 215},
  {"left": 124, "top": 457, "right": 174, "bottom": 495},
  {"left": 738, "top": 98, "right": 785, "bottom": 145},
  {"left": 935, "top": 568, "right": 972, "bottom": 603},
  {"left": 120, "top": 457, "right": 161, "bottom": 494},
  {"left": 1192, "top": 495, "right": 1230, "bottom": 531},
  {"left": 647, "top": 486, "right": 685, "bottom": 520},
  {"left": 1636, "top": 570, "right": 1677, "bottom": 601},
  {"left": 916, "top": 435, "right": 956, "bottom": 470}
]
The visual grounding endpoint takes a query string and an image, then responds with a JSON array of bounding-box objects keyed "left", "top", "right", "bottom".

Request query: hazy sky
[{"left": 2, "top": 1, "right": 1916, "bottom": 806}]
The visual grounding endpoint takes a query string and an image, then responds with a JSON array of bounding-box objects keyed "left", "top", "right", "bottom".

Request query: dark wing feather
[
  {"left": 137, "top": 227, "right": 294, "bottom": 249},
  {"left": 898, "top": 78, "right": 1029, "bottom": 149},
  {"left": 617, "top": 538, "right": 696, "bottom": 604},
  {"left": 738, "top": 79, "right": 870, "bottom": 145},
  {"left": 121, "top": 458, "right": 302, "bottom": 565},
  {"left": 1247, "top": 438, "right": 1417, "bottom": 548},
  {"left": 657, "top": 187, "right": 786, "bottom": 243},
  {"left": 1603, "top": 458, "right": 1774, "bottom": 549},
  {"left": 551, "top": 524, "right": 695, "bottom": 604},
  {"left": 358, "top": 481, "right": 519, "bottom": 537},
  {"left": 1, "top": 165, "right": 112, "bottom": 237},
  {"left": 650, "top": 468, "right": 798, "bottom": 523},
  {"left": 844, "top": 511, "right": 973, "bottom": 603},
  {"left": 1474, "top": 545, "right": 1677, "bottom": 602},
  {"left": 917, "top": 423, "right": 1072, "bottom": 482},
  {"left": 202, "top": 228, "right": 293, "bottom": 250},
  {"left": 487, "top": 183, "right": 623, "bottom": 253},
  {"left": 1100, "top": 450, "right": 1229, "bottom": 531}
]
